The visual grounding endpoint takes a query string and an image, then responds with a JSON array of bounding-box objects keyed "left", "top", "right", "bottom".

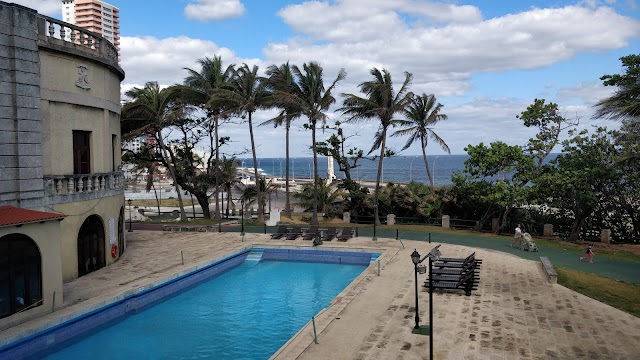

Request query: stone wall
[{"left": 0, "top": 3, "right": 44, "bottom": 209}]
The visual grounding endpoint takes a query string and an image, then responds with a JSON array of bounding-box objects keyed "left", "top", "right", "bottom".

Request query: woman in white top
[{"left": 511, "top": 224, "right": 523, "bottom": 249}]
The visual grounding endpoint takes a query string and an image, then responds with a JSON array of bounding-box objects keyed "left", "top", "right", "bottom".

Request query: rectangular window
[{"left": 73, "top": 131, "right": 91, "bottom": 174}]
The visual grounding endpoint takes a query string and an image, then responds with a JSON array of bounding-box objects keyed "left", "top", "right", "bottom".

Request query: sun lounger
[
  {"left": 270, "top": 225, "right": 288, "bottom": 239},
  {"left": 286, "top": 227, "right": 303, "bottom": 240},
  {"left": 303, "top": 226, "right": 319, "bottom": 240},
  {"left": 337, "top": 227, "right": 354, "bottom": 241},
  {"left": 322, "top": 227, "right": 337, "bottom": 241}
]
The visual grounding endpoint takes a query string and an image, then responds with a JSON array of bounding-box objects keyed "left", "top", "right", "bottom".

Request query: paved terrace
[{"left": 1, "top": 232, "right": 639, "bottom": 359}]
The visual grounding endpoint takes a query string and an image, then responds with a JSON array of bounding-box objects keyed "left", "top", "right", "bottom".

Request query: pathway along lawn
[{"left": 355, "top": 227, "right": 640, "bottom": 285}]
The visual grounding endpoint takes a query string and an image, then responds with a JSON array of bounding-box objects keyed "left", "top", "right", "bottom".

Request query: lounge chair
[
  {"left": 322, "top": 227, "right": 338, "bottom": 241},
  {"left": 337, "top": 227, "right": 354, "bottom": 241},
  {"left": 270, "top": 225, "right": 288, "bottom": 239},
  {"left": 303, "top": 226, "right": 319, "bottom": 240},
  {"left": 286, "top": 227, "right": 303, "bottom": 240}
]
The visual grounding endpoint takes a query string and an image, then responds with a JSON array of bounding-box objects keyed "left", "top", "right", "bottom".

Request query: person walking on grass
[
  {"left": 580, "top": 245, "right": 595, "bottom": 263},
  {"left": 511, "top": 223, "right": 523, "bottom": 249}
]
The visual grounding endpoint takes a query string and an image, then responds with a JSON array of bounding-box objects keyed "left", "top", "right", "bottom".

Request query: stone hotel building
[{"left": 0, "top": 2, "right": 126, "bottom": 325}]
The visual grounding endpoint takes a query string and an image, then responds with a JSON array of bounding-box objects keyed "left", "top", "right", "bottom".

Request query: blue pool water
[{"left": 40, "top": 260, "right": 366, "bottom": 359}]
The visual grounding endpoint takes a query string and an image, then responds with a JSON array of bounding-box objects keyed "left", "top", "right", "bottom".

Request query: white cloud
[
  {"left": 10, "top": 0, "right": 60, "bottom": 16},
  {"left": 119, "top": 35, "right": 262, "bottom": 88},
  {"left": 269, "top": 3, "right": 640, "bottom": 96},
  {"left": 556, "top": 82, "right": 616, "bottom": 105},
  {"left": 184, "top": 0, "right": 245, "bottom": 22}
]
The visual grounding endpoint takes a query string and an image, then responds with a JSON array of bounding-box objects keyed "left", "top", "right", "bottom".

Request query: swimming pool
[{"left": 1, "top": 247, "right": 379, "bottom": 359}]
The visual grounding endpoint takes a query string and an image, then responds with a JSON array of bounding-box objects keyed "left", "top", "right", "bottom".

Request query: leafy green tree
[
  {"left": 593, "top": 54, "right": 640, "bottom": 163},
  {"left": 460, "top": 141, "right": 534, "bottom": 232},
  {"left": 517, "top": 98, "right": 578, "bottom": 172},
  {"left": 183, "top": 56, "right": 236, "bottom": 219},
  {"left": 392, "top": 93, "right": 450, "bottom": 187},
  {"left": 341, "top": 68, "right": 413, "bottom": 226},
  {"left": 122, "top": 82, "right": 188, "bottom": 221},
  {"left": 315, "top": 121, "right": 372, "bottom": 217},
  {"left": 594, "top": 54, "right": 640, "bottom": 121},
  {"left": 534, "top": 128, "right": 623, "bottom": 241}
]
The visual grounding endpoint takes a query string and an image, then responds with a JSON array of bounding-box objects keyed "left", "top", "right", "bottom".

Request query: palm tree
[
  {"left": 392, "top": 93, "right": 450, "bottom": 187},
  {"left": 293, "top": 180, "right": 346, "bottom": 218},
  {"left": 237, "top": 176, "right": 278, "bottom": 211},
  {"left": 340, "top": 68, "right": 413, "bottom": 226},
  {"left": 268, "top": 62, "right": 346, "bottom": 225},
  {"left": 122, "top": 81, "right": 188, "bottom": 221},
  {"left": 183, "top": 56, "right": 236, "bottom": 219},
  {"left": 218, "top": 156, "right": 240, "bottom": 217},
  {"left": 261, "top": 62, "right": 301, "bottom": 219},
  {"left": 213, "top": 64, "right": 270, "bottom": 222}
]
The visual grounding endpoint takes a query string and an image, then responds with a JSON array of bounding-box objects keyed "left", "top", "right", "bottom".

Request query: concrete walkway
[{"left": 2, "top": 232, "right": 639, "bottom": 359}]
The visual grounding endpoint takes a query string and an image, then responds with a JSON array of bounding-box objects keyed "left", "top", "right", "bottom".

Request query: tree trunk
[
  {"left": 284, "top": 118, "right": 291, "bottom": 218},
  {"left": 311, "top": 120, "right": 319, "bottom": 225},
  {"left": 195, "top": 193, "right": 211, "bottom": 219},
  {"left": 156, "top": 132, "right": 187, "bottom": 221},
  {"left": 213, "top": 116, "right": 221, "bottom": 219},
  {"left": 498, "top": 203, "right": 513, "bottom": 234},
  {"left": 420, "top": 135, "right": 434, "bottom": 187},
  {"left": 248, "top": 112, "right": 264, "bottom": 223},
  {"left": 568, "top": 211, "right": 590, "bottom": 242},
  {"left": 373, "top": 127, "right": 388, "bottom": 226},
  {"left": 145, "top": 163, "right": 155, "bottom": 191}
]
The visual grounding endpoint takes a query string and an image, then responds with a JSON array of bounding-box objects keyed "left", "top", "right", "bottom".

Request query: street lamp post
[
  {"left": 410, "top": 245, "right": 441, "bottom": 359},
  {"left": 373, "top": 201, "right": 378, "bottom": 241},
  {"left": 411, "top": 249, "right": 421, "bottom": 328},
  {"left": 127, "top": 199, "right": 133, "bottom": 232}
]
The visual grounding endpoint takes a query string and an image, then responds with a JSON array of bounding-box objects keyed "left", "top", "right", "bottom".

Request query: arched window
[
  {"left": 77, "top": 215, "right": 105, "bottom": 277},
  {"left": 0, "top": 234, "right": 42, "bottom": 319}
]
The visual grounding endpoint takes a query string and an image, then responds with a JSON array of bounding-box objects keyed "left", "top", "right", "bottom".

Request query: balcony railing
[
  {"left": 36, "top": 14, "right": 118, "bottom": 63},
  {"left": 44, "top": 171, "right": 124, "bottom": 204}
]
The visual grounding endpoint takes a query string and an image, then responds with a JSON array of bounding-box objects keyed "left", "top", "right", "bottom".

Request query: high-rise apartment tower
[{"left": 61, "top": 0, "right": 120, "bottom": 56}]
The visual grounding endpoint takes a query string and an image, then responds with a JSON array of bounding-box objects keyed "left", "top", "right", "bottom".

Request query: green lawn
[{"left": 557, "top": 267, "right": 640, "bottom": 318}]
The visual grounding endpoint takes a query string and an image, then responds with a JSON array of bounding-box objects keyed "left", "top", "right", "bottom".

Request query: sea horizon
[{"left": 239, "top": 155, "right": 470, "bottom": 186}]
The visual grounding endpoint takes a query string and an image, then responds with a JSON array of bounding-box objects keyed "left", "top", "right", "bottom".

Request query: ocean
[{"left": 240, "top": 155, "right": 470, "bottom": 186}]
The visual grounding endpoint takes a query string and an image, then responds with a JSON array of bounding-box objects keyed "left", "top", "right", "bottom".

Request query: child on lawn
[{"left": 580, "top": 245, "right": 594, "bottom": 263}]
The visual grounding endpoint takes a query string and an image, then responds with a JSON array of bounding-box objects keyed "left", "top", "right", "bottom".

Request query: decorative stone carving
[{"left": 75, "top": 64, "right": 91, "bottom": 90}]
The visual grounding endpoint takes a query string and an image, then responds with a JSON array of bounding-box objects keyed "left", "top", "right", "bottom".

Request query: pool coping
[
  {"left": 0, "top": 243, "right": 390, "bottom": 357},
  {"left": 270, "top": 245, "right": 397, "bottom": 359}
]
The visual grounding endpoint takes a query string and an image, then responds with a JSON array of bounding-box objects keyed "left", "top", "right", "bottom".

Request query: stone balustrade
[
  {"left": 44, "top": 171, "right": 124, "bottom": 204},
  {"left": 36, "top": 14, "right": 119, "bottom": 64}
]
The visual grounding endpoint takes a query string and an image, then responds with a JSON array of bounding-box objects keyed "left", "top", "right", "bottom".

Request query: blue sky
[{"left": 22, "top": 0, "right": 640, "bottom": 157}]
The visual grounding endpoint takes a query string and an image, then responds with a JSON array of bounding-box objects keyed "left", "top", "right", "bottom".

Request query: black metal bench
[
  {"left": 424, "top": 271, "right": 476, "bottom": 296},
  {"left": 433, "top": 256, "right": 481, "bottom": 270},
  {"left": 424, "top": 252, "right": 481, "bottom": 296}
]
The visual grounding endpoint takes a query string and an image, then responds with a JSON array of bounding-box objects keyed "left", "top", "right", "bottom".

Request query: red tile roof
[{"left": 0, "top": 206, "right": 65, "bottom": 228}]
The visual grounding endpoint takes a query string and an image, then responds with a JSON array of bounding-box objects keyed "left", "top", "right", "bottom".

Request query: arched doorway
[
  {"left": 77, "top": 215, "right": 105, "bottom": 277},
  {"left": 0, "top": 234, "right": 42, "bottom": 319},
  {"left": 118, "top": 207, "right": 125, "bottom": 256}
]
